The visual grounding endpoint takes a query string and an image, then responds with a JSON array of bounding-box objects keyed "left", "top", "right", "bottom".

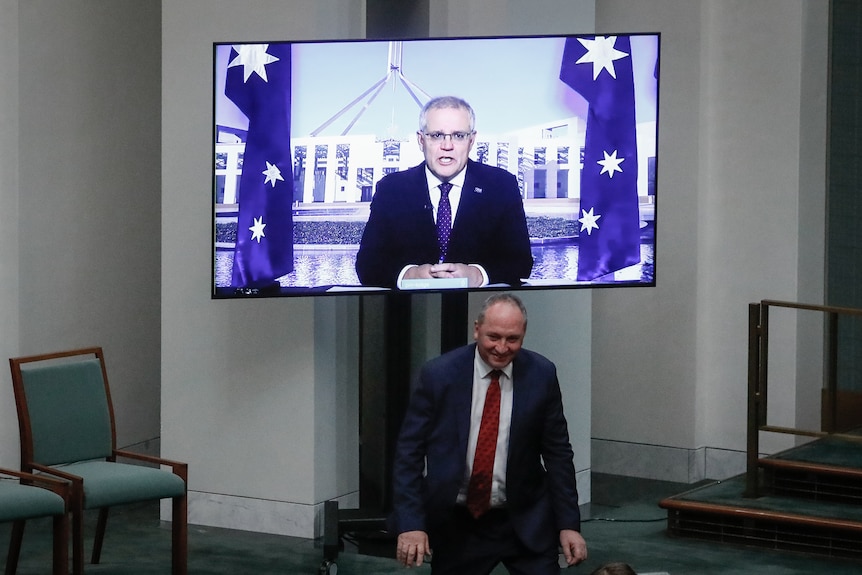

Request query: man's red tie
[{"left": 466, "top": 370, "right": 501, "bottom": 518}]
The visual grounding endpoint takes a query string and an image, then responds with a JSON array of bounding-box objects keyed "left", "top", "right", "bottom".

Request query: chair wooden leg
[
  {"left": 71, "top": 504, "right": 84, "bottom": 575},
  {"left": 91, "top": 508, "right": 109, "bottom": 565},
  {"left": 53, "top": 513, "right": 70, "bottom": 575},
  {"left": 172, "top": 495, "right": 188, "bottom": 575},
  {"left": 4, "top": 520, "right": 25, "bottom": 575}
]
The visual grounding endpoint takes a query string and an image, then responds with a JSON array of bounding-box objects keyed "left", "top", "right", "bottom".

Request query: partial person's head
[
  {"left": 590, "top": 562, "right": 637, "bottom": 575},
  {"left": 417, "top": 96, "right": 477, "bottom": 183},
  {"left": 473, "top": 293, "right": 527, "bottom": 370}
]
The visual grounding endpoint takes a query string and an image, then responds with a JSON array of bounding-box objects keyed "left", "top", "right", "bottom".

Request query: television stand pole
[
  {"left": 440, "top": 291, "right": 469, "bottom": 353},
  {"left": 323, "top": 290, "right": 468, "bottom": 572}
]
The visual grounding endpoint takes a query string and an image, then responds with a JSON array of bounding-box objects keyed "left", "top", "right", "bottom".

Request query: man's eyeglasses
[{"left": 421, "top": 131, "right": 474, "bottom": 143}]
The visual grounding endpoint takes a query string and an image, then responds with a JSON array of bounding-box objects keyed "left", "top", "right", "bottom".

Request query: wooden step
[
  {"left": 659, "top": 475, "right": 862, "bottom": 559},
  {"left": 761, "top": 458, "right": 862, "bottom": 504},
  {"left": 760, "top": 435, "right": 862, "bottom": 504}
]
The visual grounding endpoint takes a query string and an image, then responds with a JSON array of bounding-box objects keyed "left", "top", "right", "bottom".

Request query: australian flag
[
  {"left": 560, "top": 36, "right": 641, "bottom": 281},
  {"left": 225, "top": 43, "right": 294, "bottom": 289}
]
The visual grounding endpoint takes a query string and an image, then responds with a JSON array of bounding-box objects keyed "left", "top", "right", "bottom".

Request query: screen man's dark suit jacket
[
  {"left": 391, "top": 343, "right": 581, "bottom": 554},
  {"left": 355, "top": 160, "right": 534, "bottom": 288}
]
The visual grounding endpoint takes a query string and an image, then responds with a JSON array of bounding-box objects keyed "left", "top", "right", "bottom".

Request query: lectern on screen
[{"left": 212, "top": 33, "right": 660, "bottom": 298}]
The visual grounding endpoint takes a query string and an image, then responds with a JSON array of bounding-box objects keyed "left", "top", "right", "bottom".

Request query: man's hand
[
  {"left": 396, "top": 530, "right": 431, "bottom": 568},
  {"left": 402, "top": 263, "right": 484, "bottom": 287},
  {"left": 403, "top": 264, "right": 437, "bottom": 281},
  {"left": 559, "top": 529, "right": 587, "bottom": 566},
  {"left": 428, "top": 263, "right": 484, "bottom": 286}
]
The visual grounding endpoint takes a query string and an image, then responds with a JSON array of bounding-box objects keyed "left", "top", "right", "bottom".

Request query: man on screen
[{"left": 355, "top": 96, "right": 533, "bottom": 289}]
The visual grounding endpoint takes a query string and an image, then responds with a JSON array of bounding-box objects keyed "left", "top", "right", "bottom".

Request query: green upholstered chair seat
[
  {"left": 54, "top": 460, "right": 186, "bottom": 509},
  {"left": 0, "top": 480, "right": 66, "bottom": 522}
]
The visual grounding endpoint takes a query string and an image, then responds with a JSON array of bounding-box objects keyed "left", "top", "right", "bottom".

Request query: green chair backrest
[{"left": 20, "top": 358, "right": 113, "bottom": 466}]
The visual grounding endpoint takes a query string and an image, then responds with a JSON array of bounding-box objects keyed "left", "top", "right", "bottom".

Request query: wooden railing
[{"left": 746, "top": 300, "right": 862, "bottom": 497}]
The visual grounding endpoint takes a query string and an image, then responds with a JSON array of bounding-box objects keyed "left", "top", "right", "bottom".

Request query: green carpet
[
  {"left": 770, "top": 434, "right": 862, "bottom": 468},
  {"left": 3, "top": 474, "right": 862, "bottom": 574}
]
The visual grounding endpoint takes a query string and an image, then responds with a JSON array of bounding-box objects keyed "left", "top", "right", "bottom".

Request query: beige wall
[
  {"left": 161, "top": 0, "right": 366, "bottom": 536},
  {"left": 592, "top": 0, "right": 828, "bottom": 479},
  {"left": 0, "top": 0, "right": 162, "bottom": 467},
  {"left": 0, "top": 0, "right": 21, "bottom": 466}
]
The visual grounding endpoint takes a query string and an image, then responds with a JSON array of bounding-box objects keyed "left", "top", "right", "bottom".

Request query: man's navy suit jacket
[
  {"left": 355, "top": 160, "right": 533, "bottom": 288},
  {"left": 391, "top": 343, "right": 581, "bottom": 553}
]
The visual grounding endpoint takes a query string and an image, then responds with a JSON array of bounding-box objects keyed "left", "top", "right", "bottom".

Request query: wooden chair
[
  {"left": 9, "top": 347, "right": 187, "bottom": 575},
  {"left": 1, "top": 467, "right": 69, "bottom": 575}
]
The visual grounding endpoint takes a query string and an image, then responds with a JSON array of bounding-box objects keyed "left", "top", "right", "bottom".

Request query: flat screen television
[{"left": 212, "top": 32, "right": 660, "bottom": 297}]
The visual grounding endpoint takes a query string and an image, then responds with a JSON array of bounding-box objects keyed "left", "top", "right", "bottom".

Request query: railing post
[{"left": 745, "top": 302, "right": 765, "bottom": 498}]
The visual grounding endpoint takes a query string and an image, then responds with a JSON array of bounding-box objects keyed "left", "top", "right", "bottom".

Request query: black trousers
[{"left": 430, "top": 506, "right": 560, "bottom": 575}]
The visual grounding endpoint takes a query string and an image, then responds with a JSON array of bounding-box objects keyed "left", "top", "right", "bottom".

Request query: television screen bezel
[{"left": 211, "top": 31, "right": 661, "bottom": 298}]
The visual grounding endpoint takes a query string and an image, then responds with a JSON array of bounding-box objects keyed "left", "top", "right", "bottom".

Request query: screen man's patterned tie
[{"left": 437, "top": 182, "right": 452, "bottom": 262}]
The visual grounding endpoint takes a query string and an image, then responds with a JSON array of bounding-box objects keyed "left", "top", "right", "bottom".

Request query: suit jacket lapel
[
  {"left": 453, "top": 162, "right": 484, "bottom": 232},
  {"left": 508, "top": 355, "right": 532, "bottom": 456},
  {"left": 452, "top": 345, "right": 476, "bottom": 455},
  {"left": 412, "top": 164, "right": 435, "bottom": 228}
]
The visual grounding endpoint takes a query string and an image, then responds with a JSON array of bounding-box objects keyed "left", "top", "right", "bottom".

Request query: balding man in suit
[{"left": 391, "top": 293, "right": 587, "bottom": 574}]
